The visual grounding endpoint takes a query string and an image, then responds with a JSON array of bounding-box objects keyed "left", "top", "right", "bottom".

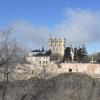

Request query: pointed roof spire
[
  {"left": 49, "top": 33, "right": 52, "bottom": 39},
  {"left": 42, "top": 45, "right": 44, "bottom": 52}
]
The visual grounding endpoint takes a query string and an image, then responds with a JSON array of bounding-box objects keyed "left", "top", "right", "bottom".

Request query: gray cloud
[
  {"left": 12, "top": 9, "right": 100, "bottom": 49},
  {"left": 12, "top": 20, "right": 50, "bottom": 49},
  {"left": 54, "top": 9, "right": 100, "bottom": 45}
]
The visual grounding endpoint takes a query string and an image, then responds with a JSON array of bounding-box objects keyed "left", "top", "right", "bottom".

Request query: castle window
[
  {"left": 32, "top": 70, "right": 34, "bottom": 74},
  {"left": 69, "top": 68, "right": 72, "bottom": 72},
  {"left": 43, "top": 61, "right": 45, "bottom": 64},
  {"left": 46, "top": 61, "right": 48, "bottom": 64},
  {"left": 58, "top": 65, "right": 61, "bottom": 68}
]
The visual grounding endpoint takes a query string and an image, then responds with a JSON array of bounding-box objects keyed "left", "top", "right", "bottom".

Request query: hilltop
[{"left": 0, "top": 73, "right": 100, "bottom": 100}]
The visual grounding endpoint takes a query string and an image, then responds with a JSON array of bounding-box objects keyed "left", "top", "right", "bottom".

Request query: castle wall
[
  {"left": 47, "top": 63, "right": 100, "bottom": 78},
  {"left": 4, "top": 63, "right": 100, "bottom": 80}
]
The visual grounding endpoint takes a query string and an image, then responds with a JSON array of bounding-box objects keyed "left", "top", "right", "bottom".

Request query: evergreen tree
[
  {"left": 45, "top": 49, "right": 52, "bottom": 56},
  {"left": 77, "top": 45, "right": 88, "bottom": 63},
  {"left": 73, "top": 47, "right": 78, "bottom": 62},
  {"left": 93, "top": 52, "right": 100, "bottom": 63},
  {"left": 82, "top": 45, "right": 88, "bottom": 63},
  {"left": 63, "top": 47, "right": 71, "bottom": 62},
  {"left": 77, "top": 47, "right": 83, "bottom": 63}
]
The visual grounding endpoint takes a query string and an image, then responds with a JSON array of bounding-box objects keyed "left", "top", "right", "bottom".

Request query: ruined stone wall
[
  {"left": 47, "top": 63, "right": 100, "bottom": 78},
  {"left": 2, "top": 63, "right": 99, "bottom": 80}
]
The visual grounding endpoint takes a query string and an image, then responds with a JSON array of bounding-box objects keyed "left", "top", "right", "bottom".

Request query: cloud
[
  {"left": 53, "top": 8, "right": 100, "bottom": 46},
  {"left": 12, "top": 8, "right": 100, "bottom": 50},
  {"left": 12, "top": 20, "right": 50, "bottom": 49}
]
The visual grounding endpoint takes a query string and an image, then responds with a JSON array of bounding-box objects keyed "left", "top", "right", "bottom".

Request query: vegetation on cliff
[{"left": 0, "top": 73, "right": 100, "bottom": 100}]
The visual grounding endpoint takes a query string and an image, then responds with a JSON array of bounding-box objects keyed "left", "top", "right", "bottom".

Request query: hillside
[{"left": 0, "top": 73, "right": 100, "bottom": 100}]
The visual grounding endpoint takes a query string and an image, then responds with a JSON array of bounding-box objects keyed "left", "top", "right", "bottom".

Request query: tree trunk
[{"left": 2, "top": 73, "right": 9, "bottom": 100}]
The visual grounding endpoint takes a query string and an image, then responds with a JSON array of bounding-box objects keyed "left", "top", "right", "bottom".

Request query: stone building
[
  {"left": 48, "top": 38, "right": 66, "bottom": 57},
  {"left": 26, "top": 50, "right": 50, "bottom": 67}
]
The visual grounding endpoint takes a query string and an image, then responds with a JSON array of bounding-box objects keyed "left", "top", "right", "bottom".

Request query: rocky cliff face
[{"left": 0, "top": 73, "right": 100, "bottom": 100}]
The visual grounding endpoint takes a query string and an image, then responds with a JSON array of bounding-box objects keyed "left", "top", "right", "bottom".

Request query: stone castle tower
[{"left": 49, "top": 38, "right": 66, "bottom": 56}]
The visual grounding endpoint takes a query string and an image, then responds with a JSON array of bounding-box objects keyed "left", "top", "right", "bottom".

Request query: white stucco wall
[{"left": 26, "top": 56, "right": 50, "bottom": 67}]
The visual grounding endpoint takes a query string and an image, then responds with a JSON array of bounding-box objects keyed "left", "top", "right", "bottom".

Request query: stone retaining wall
[{"left": 47, "top": 63, "right": 100, "bottom": 78}]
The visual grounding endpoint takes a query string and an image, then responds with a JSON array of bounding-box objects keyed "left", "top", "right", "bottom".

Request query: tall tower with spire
[{"left": 70, "top": 45, "right": 74, "bottom": 62}]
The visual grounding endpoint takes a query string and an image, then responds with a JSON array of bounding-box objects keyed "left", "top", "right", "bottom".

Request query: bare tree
[
  {"left": 94, "top": 52, "right": 100, "bottom": 63},
  {"left": 29, "top": 64, "right": 56, "bottom": 100},
  {"left": 0, "top": 29, "right": 26, "bottom": 100},
  {"left": 50, "top": 53, "right": 63, "bottom": 63}
]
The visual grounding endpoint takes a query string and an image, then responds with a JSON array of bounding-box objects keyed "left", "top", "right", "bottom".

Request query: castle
[
  {"left": 12, "top": 38, "right": 100, "bottom": 80},
  {"left": 26, "top": 38, "right": 75, "bottom": 66}
]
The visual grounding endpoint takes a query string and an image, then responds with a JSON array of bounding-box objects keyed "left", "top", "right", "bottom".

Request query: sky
[{"left": 0, "top": 0, "right": 100, "bottom": 54}]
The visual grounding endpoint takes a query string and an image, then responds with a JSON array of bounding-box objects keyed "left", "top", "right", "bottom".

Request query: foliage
[
  {"left": 45, "top": 49, "right": 52, "bottom": 56},
  {"left": 51, "top": 53, "right": 63, "bottom": 63},
  {"left": 77, "top": 47, "right": 83, "bottom": 62},
  {"left": 73, "top": 47, "right": 78, "bottom": 62},
  {"left": 81, "top": 45, "right": 88, "bottom": 63},
  {"left": 0, "top": 73, "right": 100, "bottom": 100},
  {"left": 94, "top": 52, "right": 100, "bottom": 63},
  {"left": 63, "top": 47, "right": 71, "bottom": 62},
  {"left": 0, "top": 29, "right": 26, "bottom": 100},
  {"left": 74, "top": 45, "right": 88, "bottom": 63}
]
